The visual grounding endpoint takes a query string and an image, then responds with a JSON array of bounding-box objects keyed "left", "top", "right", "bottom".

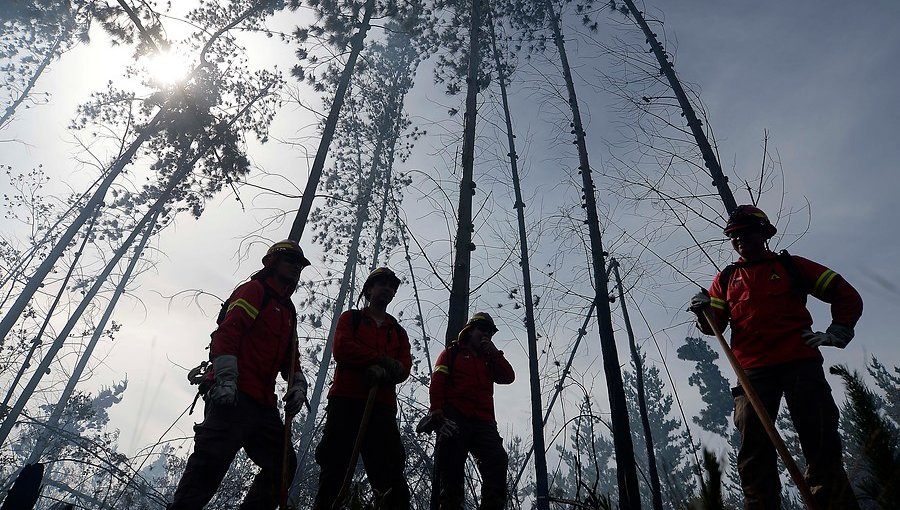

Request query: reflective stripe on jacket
[
  {"left": 705, "top": 252, "right": 863, "bottom": 369},
  {"left": 328, "top": 308, "right": 412, "bottom": 409},
  {"left": 429, "top": 344, "right": 515, "bottom": 422},
  {"left": 210, "top": 276, "right": 298, "bottom": 407}
]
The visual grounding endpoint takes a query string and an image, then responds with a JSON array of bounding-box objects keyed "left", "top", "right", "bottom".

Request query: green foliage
[
  {"left": 832, "top": 362, "right": 900, "bottom": 509},
  {"left": 677, "top": 337, "right": 733, "bottom": 437},
  {"left": 624, "top": 350, "right": 697, "bottom": 508}
]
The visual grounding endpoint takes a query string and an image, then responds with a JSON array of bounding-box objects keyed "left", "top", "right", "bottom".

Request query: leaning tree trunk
[
  {"left": 0, "top": 30, "right": 64, "bottom": 130},
  {"left": 289, "top": 79, "right": 407, "bottom": 504},
  {"left": 544, "top": 0, "right": 642, "bottom": 507},
  {"left": 0, "top": 109, "right": 165, "bottom": 346},
  {"left": 486, "top": 4, "right": 549, "bottom": 507},
  {"left": 24, "top": 210, "right": 158, "bottom": 467},
  {"left": 0, "top": 79, "right": 272, "bottom": 447},
  {"left": 618, "top": 0, "right": 737, "bottom": 214},
  {"left": 0, "top": 0, "right": 267, "bottom": 347},
  {"left": 0, "top": 186, "right": 172, "bottom": 448},
  {"left": 0, "top": 206, "right": 99, "bottom": 412},
  {"left": 288, "top": 0, "right": 376, "bottom": 240},
  {"left": 610, "top": 258, "right": 663, "bottom": 510}
]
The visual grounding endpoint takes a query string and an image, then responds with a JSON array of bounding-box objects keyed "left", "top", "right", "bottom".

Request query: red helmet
[
  {"left": 724, "top": 205, "right": 777, "bottom": 238},
  {"left": 262, "top": 239, "right": 311, "bottom": 267}
]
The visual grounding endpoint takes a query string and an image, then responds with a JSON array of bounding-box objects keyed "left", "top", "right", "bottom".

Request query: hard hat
[
  {"left": 456, "top": 311, "right": 499, "bottom": 343},
  {"left": 361, "top": 267, "right": 401, "bottom": 299},
  {"left": 262, "top": 239, "right": 311, "bottom": 267},
  {"left": 724, "top": 205, "right": 777, "bottom": 239}
]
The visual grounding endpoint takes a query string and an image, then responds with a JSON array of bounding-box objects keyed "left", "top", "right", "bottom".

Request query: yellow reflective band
[
  {"left": 710, "top": 297, "right": 727, "bottom": 311},
  {"left": 813, "top": 269, "right": 838, "bottom": 297},
  {"left": 227, "top": 298, "right": 259, "bottom": 319},
  {"left": 434, "top": 365, "right": 450, "bottom": 375}
]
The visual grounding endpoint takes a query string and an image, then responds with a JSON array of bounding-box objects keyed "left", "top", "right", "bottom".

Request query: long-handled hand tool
[
  {"left": 280, "top": 336, "right": 300, "bottom": 510},
  {"left": 701, "top": 309, "right": 819, "bottom": 510},
  {"left": 333, "top": 385, "right": 378, "bottom": 510}
]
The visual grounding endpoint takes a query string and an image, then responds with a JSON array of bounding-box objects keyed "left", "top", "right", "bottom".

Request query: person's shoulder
[
  {"left": 337, "top": 309, "right": 358, "bottom": 322},
  {"left": 232, "top": 279, "right": 265, "bottom": 300}
]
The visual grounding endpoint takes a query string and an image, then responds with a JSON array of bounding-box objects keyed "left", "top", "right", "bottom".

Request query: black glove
[
  {"left": 364, "top": 365, "right": 388, "bottom": 387},
  {"left": 378, "top": 356, "right": 405, "bottom": 383}
]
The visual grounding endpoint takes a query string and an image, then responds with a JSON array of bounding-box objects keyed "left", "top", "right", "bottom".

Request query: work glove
[
  {"left": 416, "top": 409, "right": 443, "bottom": 434},
  {"left": 283, "top": 371, "right": 308, "bottom": 416},
  {"left": 208, "top": 355, "right": 238, "bottom": 406},
  {"left": 378, "top": 356, "right": 405, "bottom": 384},
  {"left": 437, "top": 418, "right": 459, "bottom": 441},
  {"left": 415, "top": 410, "right": 459, "bottom": 440},
  {"left": 364, "top": 364, "right": 388, "bottom": 387},
  {"left": 803, "top": 324, "right": 854, "bottom": 349},
  {"left": 688, "top": 289, "right": 711, "bottom": 313}
]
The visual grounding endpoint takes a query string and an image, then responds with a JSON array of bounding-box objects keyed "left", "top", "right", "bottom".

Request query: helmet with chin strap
[
  {"left": 261, "top": 239, "right": 311, "bottom": 267},
  {"left": 724, "top": 205, "right": 777, "bottom": 239},
  {"left": 360, "top": 267, "right": 401, "bottom": 301},
  {"left": 456, "top": 312, "right": 499, "bottom": 344}
]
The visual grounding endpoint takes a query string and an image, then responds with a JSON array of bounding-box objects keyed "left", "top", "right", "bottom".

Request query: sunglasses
[
  {"left": 279, "top": 253, "right": 307, "bottom": 265},
  {"left": 474, "top": 323, "right": 496, "bottom": 335}
]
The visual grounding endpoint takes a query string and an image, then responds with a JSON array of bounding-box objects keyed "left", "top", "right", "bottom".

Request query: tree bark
[
  {"left": 443, "top": 0, "right": 482, "bottom": 348},
  {"left": 618, "top": 0, "right": 737, "bottom": 214},
  {"left": 611, "top": 258, "right": 663, "bottom": 510},
  {"left": 288, "top": 0, "right": 376, "bottom": 240},
  {"left": 486, "top": 4, "right": 549, "bottom": 506},
  {"left": 543, "top": 0, "right": 642, "bottom": 507}
]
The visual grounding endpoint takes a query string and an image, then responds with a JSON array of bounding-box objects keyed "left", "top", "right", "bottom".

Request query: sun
[{"left": 144, "top": 50, "right": 192, "bottom": 86}]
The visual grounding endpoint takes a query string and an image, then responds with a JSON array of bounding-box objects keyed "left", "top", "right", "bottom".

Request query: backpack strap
[
  {"left": 717, "top": 264, "right": 737, "bottom": 303},
  {"left": 776, "top": 249, "right": 809, "bottom": 295},
  {"left": 445, "top": 343, "right": 460, "bottom": 387},
  {"left": 717, "top": 250, "right": 808, "bottom": 304}
]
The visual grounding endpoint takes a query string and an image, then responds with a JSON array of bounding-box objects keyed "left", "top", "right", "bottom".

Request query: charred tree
[
  {"left": 485, "top": 3, "right": 549, "bottom": 506},
  {"left": 616, "top": 0, "right": 737, "bottom": 214},
  {"left": 610, "top": 257, "right": 663, "bottom": 510}
]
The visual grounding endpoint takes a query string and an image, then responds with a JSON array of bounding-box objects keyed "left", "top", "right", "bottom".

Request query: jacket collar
[
  {"left": 734, "top": 250, "right": 778, "bottom": 267},
  {"left": 361, "top": 307, "right": 396, "bottom": 326}
]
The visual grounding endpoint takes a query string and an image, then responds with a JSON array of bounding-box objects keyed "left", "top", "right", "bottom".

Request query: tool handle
[
  {"left": 333, "top": 386, "right": 379, "bottom": 509},
  {"left": 701, "top": 309, "right": 819, "bottom": 510}
]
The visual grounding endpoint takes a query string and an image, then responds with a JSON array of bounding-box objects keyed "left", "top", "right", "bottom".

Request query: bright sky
[{"left": 1, "top": 0, "right": 898, "bottom": 496}]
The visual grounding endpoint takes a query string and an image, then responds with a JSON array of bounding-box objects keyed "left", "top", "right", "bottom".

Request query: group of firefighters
[{"left": 164, "top": 205, "right": 864, "bottom": 510}]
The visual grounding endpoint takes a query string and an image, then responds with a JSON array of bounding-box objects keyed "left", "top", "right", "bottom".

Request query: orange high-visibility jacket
[
  {"left": 210, "top": 276, "right": 299, "bottom": 407},
  {"left": 328, "top": 308, "right": 412, "bottom": 409},
  {"left": 430, "top": 343, "right": 515, "bottom": 422},
  {"left": 704, "top": 251, "right": 863, "bottom": 370}
]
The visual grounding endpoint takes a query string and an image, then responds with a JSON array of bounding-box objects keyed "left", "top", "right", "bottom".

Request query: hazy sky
[{"left": 1, "top": 0, "right": 898, "bottom": 492}]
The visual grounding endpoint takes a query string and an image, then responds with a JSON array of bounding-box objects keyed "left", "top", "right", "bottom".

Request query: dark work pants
[
  {"left": 314, "top": 397, "right": 410, "bottom": 510},
  {"left": 435, "top": 406, "right": 508, "bottom": 510},
  {"left": 733, "top": 360, "right": 859, "bottom": 510},
  {"left": 168, "top": 392, "right": 296, "bottom": 510}
]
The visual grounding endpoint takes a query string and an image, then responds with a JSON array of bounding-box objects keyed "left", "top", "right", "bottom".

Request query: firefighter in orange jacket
[
  {"left": 690, "top": 205, "right": 862, "bottom": 510},
  {"left": 169, "top": 240, "right": 310, "bottom": 510},
  {"left": 424, "top": 312, "right": 515, "bottom": 509},
  {"left": 313, "top": 267, "right": 413, "bottom": 510}
]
